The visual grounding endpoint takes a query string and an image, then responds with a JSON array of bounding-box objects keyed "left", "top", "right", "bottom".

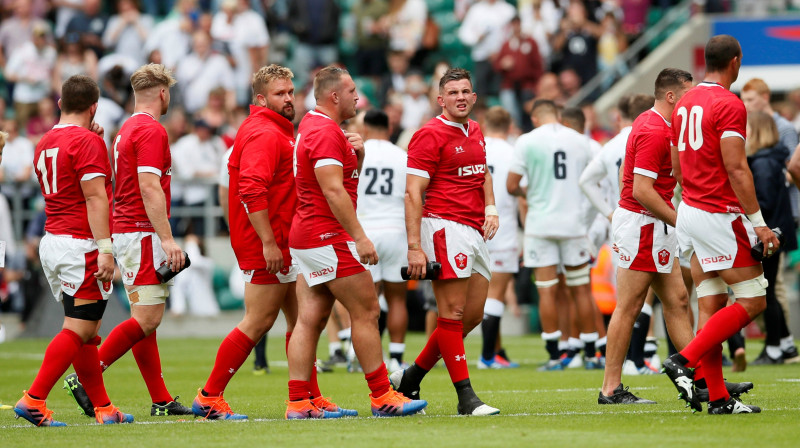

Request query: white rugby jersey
[
  {"left": 511, "top": 123, "right": 592, "bottom": 238},
  {"left": 357, "top": 139, "right": 407, "bottom": 228},
  {"left": 485, "top": 136, "right": 519, "bottom": 251}
]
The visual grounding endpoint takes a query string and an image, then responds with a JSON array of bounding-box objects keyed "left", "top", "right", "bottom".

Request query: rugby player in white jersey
[{"left": 507, "top": 99, "right": 599, "bottom": 370}]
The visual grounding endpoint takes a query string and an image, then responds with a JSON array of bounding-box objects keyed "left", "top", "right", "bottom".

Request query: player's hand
[
  {"left": 355, "top": 237, "right": 379, "bottom": 265},
  {"left": 755, "top": 226, "right": 781, "bottom": 258},
  {"left": 94, "top": 253, "right": 115, "bottom": 283},
  {"left": 483, "top": 215, "right": 499, "bottom": 241},
  {"left": 90, "top": 121, "right": 104, "bottom": 139},
  {"left": 161, "top": 238, "right": 185, "bottom": 272},
  {"left": 262, "top": 241, "right": 284, "bottom": 274},
  {"left": 346, "top": 132, "right": 364, "bottom": 155},
  {"left": 407, "top": 247, "right": 429, "bottom": 280}
]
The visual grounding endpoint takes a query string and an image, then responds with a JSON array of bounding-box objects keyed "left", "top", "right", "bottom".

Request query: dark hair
[
  {"left": 363, "top": 109, "right": 389, "bottom": 130},
  {"left": 438, "top": 68, "right": 472, "bottom": 93},
  {"left": 560, "top": 106, "right": 585, "bottom": 131},
  {"left": 617, "top": 94, "right": 632, "bottom": 120},
  {"left": 484, "top": 106, "right": 511, "bottom": 133},
  {"left": 531, "top": 99, "right": 558, "bottom": 118},
  {"left": 314, "top": 65, "right": 349, "bottom": 101},
  {"left": 654, "top": 68, "right": 693, "bottom": 100},
  {"left": 60, "top": 75, "right": 100, "bottom": 114},
  {"left": 628, "top": 94, "right": 655, "bottom": 119},
  {"left": 704, "top": 35, "right": 741, "bottom": 73}
]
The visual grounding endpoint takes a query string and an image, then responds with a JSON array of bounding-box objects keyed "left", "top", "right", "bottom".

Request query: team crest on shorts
[
  {"left": 454, "top": 253, "right": 468, "bottom": 270},
  {"left": 280, "top": 266, "right": 290, "bottom": 275},
  {"left": 658, "top": 249, "right": 670, "bottom": 266},
  {"left": 102, "top": 281, "right": 111, "bottom": 292}
]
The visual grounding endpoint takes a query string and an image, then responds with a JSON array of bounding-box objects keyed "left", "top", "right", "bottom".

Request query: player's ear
[
  {"left": 437, "top": 95, "right": 444, "bottom": 107},
  {"left": 57, "top": 98, "right": 63, "bottom": 111}
]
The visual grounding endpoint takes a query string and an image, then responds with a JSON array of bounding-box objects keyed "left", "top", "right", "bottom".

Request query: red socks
[
  {"left": 98, "top": 317, "right": 145, "bottom": 370},
  {"left": 701, "top": 343, "right": 727, "bottom": 402},
  {"left": 414, "top": 328, "right": 442, "bottom": 371},
  {"left": 681, "top": 303, "right": 751, "bottom": 366},
  {"left": 288, "top": 380, "right": 311, "bottom": 401},
  {"left": 437, "top": 318, "right": 470, "bottom": 384},
  {"left": 29, "top": 329, "right": 83, "bottom": 399},
  {"left": 72, "top": 336, "right": 110, "bottom": 407},
  {"left": 131, "top": 331, "right": 173, "bottom": 403},
  {"left": 364, "top": 363, "right": 391, "bottom": 397},
  {"left": 203, "top": 328, "right": 256, "bottom": 396}
]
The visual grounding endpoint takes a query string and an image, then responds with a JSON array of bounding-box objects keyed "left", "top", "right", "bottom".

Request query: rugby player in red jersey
[
  {"left": 15, "top": 75, "right": 133, "bottom": 426},
  {"left": 286, "top": 66, "right": 426, "bottom": 418},
  {"left": 664, "top": 35, "right": 778, "bottom": 414},
  {"left": 391, "top": 68, "right": 500, "bottom": 416}
]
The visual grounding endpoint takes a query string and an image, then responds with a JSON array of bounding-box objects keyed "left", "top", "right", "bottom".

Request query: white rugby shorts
[
  {"left": 676, "top": 202, "right": 759, "bottom": 272},
  {"left": 291, "top": 240, "right": 367, "bottom": 287},
  {"left": 421, "top": 217, "right": 491, "bottom": 281},
  {"left": 365, "top": 226, "right": 407, "bottom": 283},
  {"left": 612, "top": 207, "right": 677, "bottom": 274},
  {"left": 40, "top": 233, "right": 113, "bottom": 302},
  {"left": 113, "top": 232, "right": 171, "bottom": 286},
  {"left": 523, "top": 235, "right": 591, "bottom": 268}
]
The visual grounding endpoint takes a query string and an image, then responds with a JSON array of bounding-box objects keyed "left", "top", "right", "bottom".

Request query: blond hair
[
  {"left": 130, "top": 63, "right": 176, "bottom": 92},
  {"left": 0, "top": 130, "right": 8, "bottom": 148},
  {"left": 746, "top": 110, "right": 779, "bottom": 156},
  {"left": 252, "top": 64, "right": 294, "bottom": 103},
  {"left": 742, "top": 78, "right": 770, "bottom": 97},
  {"left": 313, "top": 66, "right": 348, "bottom": 102}
]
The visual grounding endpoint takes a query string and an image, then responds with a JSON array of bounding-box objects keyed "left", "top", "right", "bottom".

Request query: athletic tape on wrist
[
  {"left": 96, "top": 238, "right": 112, "bottom": 254},
  {"left": 485, "top": 205, "right": 498, "bottom": 216},
  {"left": 747, "top": 210, "right": 766, "bottom": 228}
]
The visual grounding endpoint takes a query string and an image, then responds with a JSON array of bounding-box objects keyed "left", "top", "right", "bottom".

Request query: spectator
[
  {"left": 211, "top": 0, "right": 269, "bottom": 106},
  {"left": 379, "top": 50, "right": 409, "bottom": 107},
  {"left": 175, "top": 31, "right": 235, "bottom": 114},
  {"left": 144, "top": 0, "right": 198, "bottom": 70},
  {"left": 25, "top": 97, "right": 58, "bottom": 146},
  {"left": 197, "top": 87, "right": 231, "bottom": 132},
  {"left": 0, "top": 119, "right": 35, "bottom": 204},
  {"left": 458, "top": 0, "right": 516, "bottom": 98},
  {"left": 741, "top": 78, "right": 799, "bottom": 154},
  {"left": 164, "top": 107, "right": 189, "bottom": 145},
  {"left": 52, "top": 32, "right": 99, "bottom": 96},
  {"left": 288, "top": 0, "right": 340, "bottom": 87},
  {"left": 94, "top": 95, "right": 127, "bottom": 149},
  {"left": 0, "top": 0, "right": 50, "bottom": 64},
  {"left": 384, "top": 92, "right": 405, "bottom": 145},
  {"left": 620, "top": 0, "right": 649, "bottom": 39},
  {"left": 4, "top": 23, "right": 57, "bottom": 127},
  {"left": 745, "top": 110, "right": 799, "bottom": 365},
  {"left": 552, "top": 0, "right": 600, "bottom": 85},
  {"left": 399, "top": 71, "right": 430, "bottom": 132},
  {"left": 536, "top": 71, "right": 565, "bottom": 105},
  {"left": 559, "top": 67, "right": 581, "bottom": 97},
  {"left": 103, "top": 0, "right": 155, "bottom": 65},
  {"left": 386, "top": 0, "right": 427, "bottom": 61},
  {"left": 597, "top": 12, "right": 628, "bottom": 90},
  {"left": 519, "top": 0, "right": 562, "bottom": 67},
  {"left": 493, "top": 15, "right": 544, "bottom": 130},
  {"left": 171, "top": 119, "right": 226, "bottom": 234},
  {"left": 65, "top": 0, "right": 107, "bottom": 58},
  {"left": 51, "top": 0, "right": 84, "bottom": 39},
  {"left": 352, "top": 0, "right": 390, "bottom": 78}
]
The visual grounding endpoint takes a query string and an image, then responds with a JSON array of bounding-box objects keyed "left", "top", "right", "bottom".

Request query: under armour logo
[
  {"left": 229, "top": 368, "right": 236, "bottom": 374},
  {"left": 455, "top": 146, "right": 464, "bottom": 154},
  {"left": 455, "top": 354, "right": 466, "bottom": 362}
]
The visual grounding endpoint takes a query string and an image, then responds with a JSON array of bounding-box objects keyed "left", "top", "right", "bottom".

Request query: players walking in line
[
  {"left": 507, "top": 99, "right": 600, "bottom": 371},
  {"left": 287, "top": 66, "right": 426, "bottom": 419},
  {"left": 15, "top": 75, "right": 133, "bottom": 426},
  {"left": 65, "top": 64, "right": 191, "bottom": 417},
  {"left": 192, "top": 65, "right": 308, "bottom": 420},
  {"left": 664, "top": 35, "right": 777, "bottom": 414},
  {"left": 391, "top": 68, "right": 500, "bottom": 416},
  {"left": 355, "top": 109, "right": 410, "bottom": 373},
  {"left": 597, "top": 68, "right": 696, "bottom": 404},
  {"left": 479, "top": 106, "right": 521, "bottom": 370}
]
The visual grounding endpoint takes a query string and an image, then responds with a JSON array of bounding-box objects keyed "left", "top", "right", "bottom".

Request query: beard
[{"left": 270, "top": 102, "right": 295, "bottom": 121}]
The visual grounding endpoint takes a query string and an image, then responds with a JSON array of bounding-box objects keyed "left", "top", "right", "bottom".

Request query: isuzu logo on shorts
[
  {"left": 310, "top": 267, "right": 334, "bottom": 278},
  {"left": 658, "top": 249, "right": 670, "bottom": 266},
  {"left": 457, "top": 164, "right": 486, "bottom": 176},
  {"left": 701, "top": 254, "right": 732, "bottom": 265},
  {"left": 454, "top": 253, "right": 467, "bottom": 270},
  {"left": 61, "top": 281, "right": 76, "bottom": 289}
]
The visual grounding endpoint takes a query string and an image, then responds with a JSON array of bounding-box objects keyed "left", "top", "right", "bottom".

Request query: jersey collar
[
  {"left": 436, "top": 115, "right": 470, "bottom": 137},
  {"left": 698, "top": 81, "right": 723, "bottom": 88},
  {"left": 649, "top": 107, "right": 671, "bottom": 127},
  {"left": 52, "top": 123, "right": 80, "bottom": 129},
  {"left": 131, "top": 111, "right": 157, "bottom": 120}
]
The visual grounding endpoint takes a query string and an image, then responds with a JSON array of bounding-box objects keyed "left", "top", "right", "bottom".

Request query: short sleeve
[
  {"left": 509, "top": 136, "right": 529, "bottom": 175},
  {"left": 76, "top": 135, "right": 110, "bottom": 181},
  {"left": 306, "top": 124, "right": 346, "bottom": 169},
  {"left": 238, "top": 133, "right": 280, "bottom": 214},
  {"left": 715, "top": 96, "right": 747, "bottom": 141},
  {"left": 407, "top": 128, "right": 440, "bottom": 178},
  {"left": 135, "top": 125, "right": 167, "bottom": 176},
  {"left": 219, "top": 147, "right": 232, "bottom": 187},
  {"left": 632, "top": 130, "right": 670, "bottom": 180}
]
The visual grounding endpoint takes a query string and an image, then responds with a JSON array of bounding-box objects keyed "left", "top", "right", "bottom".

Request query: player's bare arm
[
  {"left": 81, "top": 176, "right": 114, "bottom": 282},
  {"left": 138, "top": 172, "right": 185, "bottom": 271},
  {"left": 246, "top": 209, "right": 283, "bottom": 274},
  {"left": 506, "top": 171, "right": 525, "bottom": 197},
  {"left": 720, "top": 136, "right": 780, "bottom": 255},
  {"left": 580, "top": 158, "right": 614, "bottom": 221},
  {"left": 483, "top": 168, "right": 499, "bottom": 241},
  {"left": 315, "top": 164, "right": 378, "bottom": 265},
  {"left": 404, "top": 173, "right": 430, "bottom": 279},
  {"left": 219, "top": 184, "right": 229, "bottom": 224},
  {"left": 632, "top": 174, "right": 678, "bottom": 227},
  {"left": 346, "top": 132, "right": 365, "bottom": 173}
]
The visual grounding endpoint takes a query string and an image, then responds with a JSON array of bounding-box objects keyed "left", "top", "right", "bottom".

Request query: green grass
[{"left": 2, "top": 333, "right": 800, "bottom": 447}]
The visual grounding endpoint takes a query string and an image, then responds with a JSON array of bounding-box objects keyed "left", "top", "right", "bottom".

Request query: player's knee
[
  {"left": 696, "top": 277, "right": 727, "bottom": 298},
  {"left": 729, "top": 274, "right": 767, "bottom": 300},
  {"left": 564, "top": 265, "right": 590, "bottom": 287},
  {"left": 62, "top": 293, "right": 108, "bottom": 328},
  {"left": 463, "top": 314, "right": 482, "bottom": 333}
]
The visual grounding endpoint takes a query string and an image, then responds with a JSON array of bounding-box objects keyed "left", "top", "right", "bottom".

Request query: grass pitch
[{"left": 2, "top": 333, "right": 800, "bottom": 447}]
